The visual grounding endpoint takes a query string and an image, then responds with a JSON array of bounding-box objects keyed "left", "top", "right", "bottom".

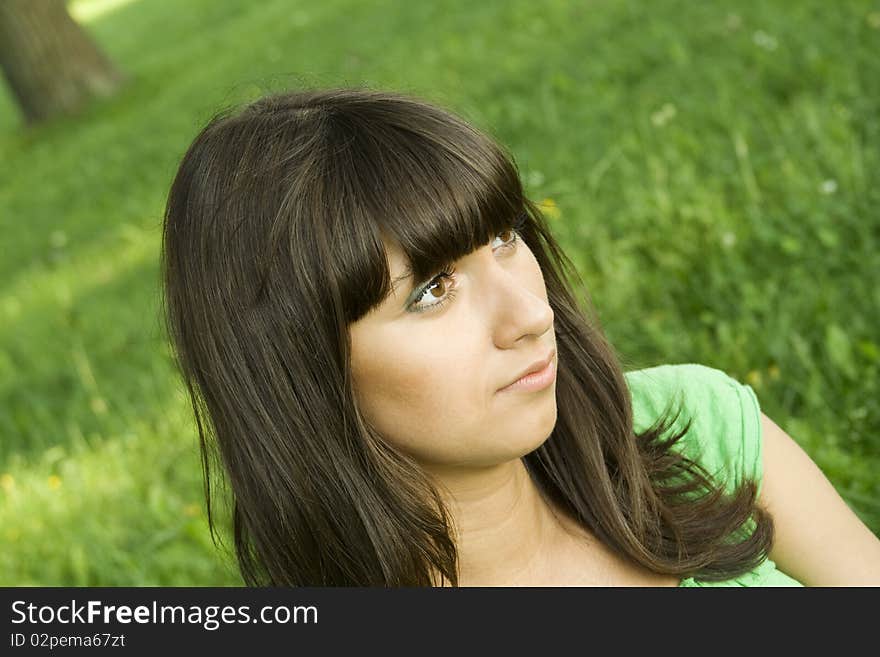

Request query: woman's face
[{"left": 349, "top": 228, "right": 558, "bottom": 471}]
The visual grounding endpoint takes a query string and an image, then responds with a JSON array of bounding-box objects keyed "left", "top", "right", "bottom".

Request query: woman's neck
[
  {"left": 428, "top": 458, "right": 680, "bottom": 587},
  {"left": 427, "top": 458, "right": 583, "bottom": 586}
]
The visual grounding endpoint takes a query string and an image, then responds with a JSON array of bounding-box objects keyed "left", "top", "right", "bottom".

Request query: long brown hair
[{"left": 160, "top": 87, "right": 773, "bottom": 586}]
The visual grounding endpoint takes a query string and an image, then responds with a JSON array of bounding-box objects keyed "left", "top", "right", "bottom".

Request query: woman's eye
[
  {"left": 409, "top": 268, "right": 457, "bottom": 314},
  {"left": 492, "top": 228, "right": 519, "bottom": 250},
  {"left": 408, "top": 227, "right": 521, "bottom": 314}
]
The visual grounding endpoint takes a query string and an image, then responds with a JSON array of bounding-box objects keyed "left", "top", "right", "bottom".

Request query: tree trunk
[{"left": 0, "top": 0, "right": 125, "bottom": 124}]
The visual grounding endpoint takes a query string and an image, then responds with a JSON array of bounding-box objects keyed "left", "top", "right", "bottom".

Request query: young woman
[{"left": 160, "top": 87, "right": 880, "bottom": 587}]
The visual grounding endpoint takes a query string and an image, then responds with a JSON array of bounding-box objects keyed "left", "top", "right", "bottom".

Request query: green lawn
[{"left": 1, "top": 0, "right": 878, "bottom": 585}]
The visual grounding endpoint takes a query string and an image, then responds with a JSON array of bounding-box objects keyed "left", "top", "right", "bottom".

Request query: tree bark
[{"left": 0, "top": 0, "right": 125, "bottom": 124}]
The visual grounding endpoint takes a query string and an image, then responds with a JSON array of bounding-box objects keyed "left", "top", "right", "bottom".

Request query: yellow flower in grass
[
  {"left": 537, "top": 198, "right": 561, "bottom": 220},
  {"left": 768, "top": 364, "right": 780, "bottom": 381},
  {"left": 48, "top": 475, "right": 62, "bottom": 490},
  {"left": 1, "top": 473, "right": 14, "bottom": 492},
  {"left": 745, "top": 370, "right": 763, "bottom": 388}
]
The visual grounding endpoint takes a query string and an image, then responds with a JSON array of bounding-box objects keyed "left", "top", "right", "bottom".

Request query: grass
[{"left": 1, "top": 0, "right": 878, "bottom": 585}]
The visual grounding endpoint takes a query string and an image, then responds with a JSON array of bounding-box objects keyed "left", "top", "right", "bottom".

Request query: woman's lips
[{"left": 498, "top": 350, "right": 557, "bottom": 393}]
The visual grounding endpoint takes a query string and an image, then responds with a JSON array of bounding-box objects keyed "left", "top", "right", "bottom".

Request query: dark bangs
[{"left": 312, "top": 92, "right": 529, "bottom": 323}]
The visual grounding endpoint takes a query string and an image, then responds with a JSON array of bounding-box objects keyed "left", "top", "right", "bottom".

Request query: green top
[{"left": 624, "top": 363, "right": 804, "bottom": 587}]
